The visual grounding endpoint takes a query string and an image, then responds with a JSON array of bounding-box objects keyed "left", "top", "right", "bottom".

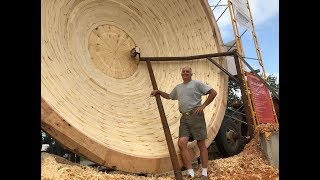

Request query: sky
[{"left": 208, "top": 0, "right": 279, "bottom": 82}]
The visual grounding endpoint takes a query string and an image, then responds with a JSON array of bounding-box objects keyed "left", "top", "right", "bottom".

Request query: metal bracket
[{"left": 130, "top": 46, "right": 140, "bottom": 58}]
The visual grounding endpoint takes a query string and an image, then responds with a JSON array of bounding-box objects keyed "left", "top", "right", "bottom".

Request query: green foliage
[
  {"left": 266, "top": 74, "right": 279, "bottom": 96},
  {"left": 227, "top": 79, "right": 241, "bottom": 107}
]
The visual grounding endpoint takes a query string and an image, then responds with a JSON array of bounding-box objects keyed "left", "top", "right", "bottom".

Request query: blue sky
[{"left": 208, "top": 0, "right": 279, "bottom": 82}]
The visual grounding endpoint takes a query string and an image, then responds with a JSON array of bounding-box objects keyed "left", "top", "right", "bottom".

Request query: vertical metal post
[
  {"left": 145, "top": 59, "right": 183, "bottom": 180},
  {"left": 233, "top": 52, "right": 254, "bottom": 138}
]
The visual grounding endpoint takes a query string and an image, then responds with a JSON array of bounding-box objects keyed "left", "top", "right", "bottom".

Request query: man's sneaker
[{"left": 200, "top": 175, "right": 208, "bottom": 180}]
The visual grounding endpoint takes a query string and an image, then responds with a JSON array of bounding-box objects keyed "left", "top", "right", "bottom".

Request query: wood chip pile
[
  {"left": 41, "top": 124, "right": 279, "bottom": 180},
  {"left": 199, "top": 123, "right": 279, "bottom": 180},
  {"left": 41, "top": 152, "right": 174, "bottom": 180}
]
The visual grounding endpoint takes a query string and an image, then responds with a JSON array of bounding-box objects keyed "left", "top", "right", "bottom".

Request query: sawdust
[
  {"left": 41, "top": 124, "right": 279, "bottom": 180},
  {"left": 197, "top": 123, "right": 279, "bottom": 180}
]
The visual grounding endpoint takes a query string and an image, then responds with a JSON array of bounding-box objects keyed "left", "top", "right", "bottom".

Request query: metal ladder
[
  {"left": 227, "top": 0, "right": 279, "bottom": 129},
  {"left": 210, "top": 0, "right": 279, "bottom": 137}
]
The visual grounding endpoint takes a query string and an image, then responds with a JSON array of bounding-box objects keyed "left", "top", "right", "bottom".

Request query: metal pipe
[
  {"left": 226, "top": 30, "right": 247, "bottom": 52},
  {"left": 212, "top": 0, "right": 223, "bottom": 11},
  {"left": 238, "top": 55, "right": 279, "bottom": 100},
  {"left": 207, "top": 57, "right": 239, "bottom": 84},
  {"left": 141, "top": 52, "right": 239, "bottom": 84},
  {"left": 233, "top": 52, "right": 255, "bottom": 139},
  {"left": 145, "top": 59, "right": 183, "bottom": 180},
  {"left": 242, "top": 56, "right": 259, "bottom": 61},
  {"left": 140, "top": 51, "right": 235, "bottom": 61},
  {"left": 217, "top": 7, "right": 229, "bottom": 22}
]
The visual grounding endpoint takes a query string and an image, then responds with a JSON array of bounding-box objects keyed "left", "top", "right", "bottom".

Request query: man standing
[{"left": 150, "top": 66, "right": 217, "bottom": 179}]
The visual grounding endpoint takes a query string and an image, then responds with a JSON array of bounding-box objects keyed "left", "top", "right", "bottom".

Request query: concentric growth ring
[
  {"left": 41, "top": 0, "right": 228, "bottom": 174},
  {"left": 88, "top": 25, "right": 138, "bottom": 79}
]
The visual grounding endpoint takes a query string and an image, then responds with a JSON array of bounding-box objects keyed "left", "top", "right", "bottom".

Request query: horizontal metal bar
[
  {"left": 139, "top": 51, "right": 235, "bottom": 61},
  {"left": 242, "top": 56, "right": 259, "bottom": 61},
  {"left": 225, "top": 114, "right": 247, "bottom": 124},
  {"left": 228, "top": 108, "right": 246, "bottom": 116}
]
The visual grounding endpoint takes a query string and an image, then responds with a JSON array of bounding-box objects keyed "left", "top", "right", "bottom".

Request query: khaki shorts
[{"left": 179, "top": 112, "right": 207, "bottom": 140}]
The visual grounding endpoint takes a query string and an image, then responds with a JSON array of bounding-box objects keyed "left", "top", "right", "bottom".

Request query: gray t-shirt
[{"left": 169, "top": 80, "right": 212, "bottom": 113}]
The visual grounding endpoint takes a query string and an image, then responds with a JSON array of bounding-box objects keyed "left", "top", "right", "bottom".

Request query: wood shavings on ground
[
  {"left": 255, "top": 123, "right": 279, "bottom": 133},
  {"left": 196, "top": 123, "right": 279, "bottom": 180},
  {"left": 42, "top": 124, "right": 279, "bottom": 180},
  {"left": 41, "top": 152, "right": 174, "bottom": 180}
]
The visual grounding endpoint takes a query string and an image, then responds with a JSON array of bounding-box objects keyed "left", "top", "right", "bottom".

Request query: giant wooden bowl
[{"left": 41, "top": 0, "right": 228, "bottom": 174}]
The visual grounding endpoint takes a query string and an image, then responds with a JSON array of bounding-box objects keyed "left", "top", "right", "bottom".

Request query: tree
[
  {"left": 266, "top": 74, "right": 279, "bottom": 97},
  {"left": 266, "top": 74, "right": 279, "bottom": 119},
  {"left": 227, "top": 79, "right": 241, "bottom": 108}
]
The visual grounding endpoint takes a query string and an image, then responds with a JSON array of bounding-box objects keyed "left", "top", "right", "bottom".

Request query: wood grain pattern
[{"left": 41, "top": 0, "right": 228, "bottom": 174}]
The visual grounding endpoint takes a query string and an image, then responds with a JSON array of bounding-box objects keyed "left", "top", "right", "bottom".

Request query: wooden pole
[{"left": 145, "top": 59, "right": 183, "bottom": 180}]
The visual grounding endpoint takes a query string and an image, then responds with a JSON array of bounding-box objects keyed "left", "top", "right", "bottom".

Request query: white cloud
[
  {"left": 208, "top": 0, "right": 279, "bottom": 76},
  {"left": 248, "top": 0, "right": 279, "bottom": 25},
  {"left": 208, "top": 0, "right": 278, "bottom": 28},
  {"left": 208, "top": 0, "right": 279, "bottom": 41}
]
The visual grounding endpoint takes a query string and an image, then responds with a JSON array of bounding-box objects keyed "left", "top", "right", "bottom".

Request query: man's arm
[
  {"left": 203, "top": 88, "right": 217, "bottom": 107},
  {"left": 194, "top": 89, "right": 217, "bottom": 114},
  {"left": 150, "top": 90, "right": 171, "bottom": 99}
]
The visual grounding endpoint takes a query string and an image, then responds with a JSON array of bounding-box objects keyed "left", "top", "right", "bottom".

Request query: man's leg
[
  {"left": 197, "top": 140, "right": 208, "bottom": 177},
  {"left": 197, "top": 140, "right": 208, "bottom": 168},
  {"left": 178, "top": 137, "right": 194, "bottom": 177}
]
